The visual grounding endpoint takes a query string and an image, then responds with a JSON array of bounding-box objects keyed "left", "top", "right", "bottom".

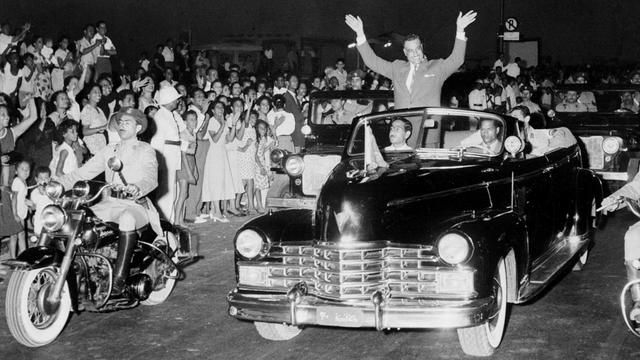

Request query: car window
[{"left": 347, "top": 112, "right": 505, "bottom": 158}]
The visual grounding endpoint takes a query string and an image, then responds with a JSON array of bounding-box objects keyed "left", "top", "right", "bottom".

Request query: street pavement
[{"left": 1, "top": 211, "right": 640, "bottom": 360}]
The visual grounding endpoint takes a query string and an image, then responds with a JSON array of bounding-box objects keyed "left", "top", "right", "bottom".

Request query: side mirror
[{"left": 108, "top": 157, "right": 123, "bottom": 172}]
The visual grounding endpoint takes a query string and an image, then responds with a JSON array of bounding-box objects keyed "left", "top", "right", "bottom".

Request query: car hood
[{"left": 315, "top": 154, "right": 505, "bottom": 246}]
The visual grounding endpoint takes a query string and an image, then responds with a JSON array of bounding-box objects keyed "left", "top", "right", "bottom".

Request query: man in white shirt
[
  {"left": 385, "top": 118, "right": 413, "bottom": 151},
  {"left": 0, "top": 22, "right": 30, "bottom": 55},
  {"left": 150, "top": 87, "right": 184, "bottom": 222},
  {"left": 493, "top": 53, "right": 505, "bottom": 71},
  {"left": 162, "top": 39, "right": 175, "bottom": 68},
  {"left": 460, "top": 119, "right": 503, "bottom": 155},
  {"left": 520, "top": 86, "right": 541, "bottom": 114},
  {"left": 92, "top": 21, "right": 117, "bottom": 80},
  {"left": 468, "top": 80, "right": 487, "bottom": 110},
  {"left": 504, "top": 57, "right": 521, "bottom": 78},
  {"left": 266, "top": 95, "right": 295, "bottom": 152},
  {"left": 328, "top": 58, "right": 348, "bottom": 90}
]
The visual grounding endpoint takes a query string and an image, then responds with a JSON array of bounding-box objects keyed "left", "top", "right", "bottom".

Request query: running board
[{"left": 518, "top": 235, "right": 589, "bottom": 301}]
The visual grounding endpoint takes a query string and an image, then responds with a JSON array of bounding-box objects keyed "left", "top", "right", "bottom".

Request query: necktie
[{"left": 406, "top": 64, "right": 415, "bottom": 92}]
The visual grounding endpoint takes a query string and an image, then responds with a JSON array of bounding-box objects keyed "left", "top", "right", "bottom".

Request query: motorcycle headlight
[
  {"left": 437, "top": 232, "right": 472, "bottom": 265},
  {"left": 45, "top": 181, "right": 64, "bottom": 200},
  {"left": 285, "top": 155, "right": 305, "bottom": 176},
  {"left": 235, "top": 229, "right": 269, "bottom": 260},
  {"left": 602, "top": 137, "right": 621, "bottom": 154},
  {"left": 72, "top": 181, "right": 91, "bottom": 198},
  {"left": 270, "top": 148, "right": 286, "bottom": 166},
  {"left": 41, "top": 205, "right": 66, "bottom": 232}
]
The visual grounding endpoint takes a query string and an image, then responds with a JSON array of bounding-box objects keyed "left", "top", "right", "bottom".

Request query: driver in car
[
  {"left": 322, "top": 99, "right": 353, "bottom": 125},
  {"left": 58, "top": 107, "right": 161, "bottom": 295},
  {"left": 385, "top": 118, "right": 413, "bottom": 151},
  {"left": 459, "top": 118, "right": 502, "bottom": 155}
]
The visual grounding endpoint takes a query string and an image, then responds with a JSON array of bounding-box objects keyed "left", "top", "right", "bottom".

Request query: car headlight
[
  {"left": 547, "top": 109, "right": 556, "bottom": 118},
  {"left": 72, "top": 181, "right": 91, "bottom": 198},
  {"left": 235, "top": 229, "right": 269, "bottom": 260},
  {"left": 285, "top": 155, "right": 305, "bottom": 176},
  {"left": 301, "top": 124, "right": 311, "bottom": 135},
  {"left": 602, "top": 137, "right": 621, "bottom": 154},
  {"left": 45, "top": 181, "right": 64, "bottom": 200},
  {"left": 504, "top": 136, "right": 523, "bottom": 156},
  {"left": 437, "top": 232, "right": 472, "bottom": 265},
  {"left": 41, "top": 205, "right": 66, "bottom": 232},
  {"left": 270, "top": 148, "right": 286, "bottom": 166}
]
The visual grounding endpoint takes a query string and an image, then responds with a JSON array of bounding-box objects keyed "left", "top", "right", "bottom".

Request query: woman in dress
[
  {"left": 80, "top": 84, "right": 108, "bottom": 155},
  {"left": 186, "top": 88, "right": 211, "bottom": 223},
  {"left": 225, "top": 97, "right": 247, "bottom": 216},
  {"left": 200, "top": 101, "right": 234, "bottom": 222},
  {"left": 64, "top": 65, "right": 89, "bottom": 122},
  {"left": 0, "top": 99, "right": 38, "bottom": 186},
  {"left": 236, "top": 106, "right": 257, "bottom": 214},
  {"left": 253, "top": 119, "right": 274, "bottom": 213}
]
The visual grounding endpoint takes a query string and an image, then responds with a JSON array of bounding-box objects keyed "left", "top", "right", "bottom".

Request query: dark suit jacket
[
  {"left": 357, "top": 36, "right": 466, "bottom": 108},
  {"left": 282, "top": 90, "right": 305, "bottom": 147}
]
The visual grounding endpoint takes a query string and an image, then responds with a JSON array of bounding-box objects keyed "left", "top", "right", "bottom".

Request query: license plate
[{"left": 317, "top": 306, "right": 364, "bottom": 327}]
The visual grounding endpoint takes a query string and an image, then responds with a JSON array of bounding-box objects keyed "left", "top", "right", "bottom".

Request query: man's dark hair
[
  {"left": 392, "top": 117, "right": 412, "bottom": 134},
  {"left": 96, "top": 20, "right": 107, "bottom": 28},
  {"left": 404, "top": 34, "right": 422, "bottom": 46},
  {"left": 511, "top": 105, "right": 530, "bottom": 117},
  {"left": 118, "top": 89, "right": 135, "bottom": 103},
  {"left": 336, "top": 58, "right": 345, "bottom": 64},
  {"left": 34, "top": 166, "right": 51, "bottom": 177}
]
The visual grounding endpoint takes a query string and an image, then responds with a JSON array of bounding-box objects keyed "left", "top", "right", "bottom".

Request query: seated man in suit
[
  {"left": 384, "top": 118, "right": 413, "bottom": 151},
  {"left": 459, "top": 118, "right": 503, "bottom": 155}
]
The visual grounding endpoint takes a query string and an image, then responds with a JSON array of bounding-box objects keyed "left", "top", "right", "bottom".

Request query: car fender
[
  {"left": 572, "top": 168, "right": 603, "bottom": 234},
  {"left": 453, "top": 211, "right": 527, "bottom": 299},
  {"left": 237, "top": 209, "right": 315, "bottom": 245}
]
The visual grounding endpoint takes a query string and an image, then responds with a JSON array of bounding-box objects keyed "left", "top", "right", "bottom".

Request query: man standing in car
[{"left": 345, "top": 10, "right": 477, "bottom": 108}]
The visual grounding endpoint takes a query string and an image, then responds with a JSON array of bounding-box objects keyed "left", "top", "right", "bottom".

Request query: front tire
[
  {"left": 141, "top": 231, "right": 179, "bottom": 306},
  {"left": 6, "top": 267, "right": 72, "bottom": 347},
  {"left": 254, "top": 322, "right": 302, "bottom": 340},
  {"left": 457, "top": 257, "right": 508, "bottom": 357}
]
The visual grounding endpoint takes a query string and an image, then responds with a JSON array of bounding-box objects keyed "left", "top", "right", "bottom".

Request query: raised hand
[
  {"left": 345, "top": 15, "right": 365, "bottom": 37},
  {"left": 456, "top": 10, "right": 478, "bottom": 31}
]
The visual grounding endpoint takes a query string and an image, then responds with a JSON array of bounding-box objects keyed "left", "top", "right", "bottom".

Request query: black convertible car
[{"left": 228, "top": 107, "right": 602, "bottom": 356}]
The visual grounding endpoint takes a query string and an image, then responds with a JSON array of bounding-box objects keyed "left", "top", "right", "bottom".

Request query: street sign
[
  {"left": 503, "top": 31, "right": 520, "bottom": 41},
  {"left": 505, "top": 17, "right": 518, "bottom": 31}
]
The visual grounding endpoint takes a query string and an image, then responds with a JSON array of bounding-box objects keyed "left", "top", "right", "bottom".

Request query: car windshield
[
  {"left": 311, "top": 96, "right": 393, "bottom": 125},
  {"left": 347, "top": 110, "right": 506, "bottom": 160},
  {"left": 553, "top": 88, "right": 640, "bottom": 113}
]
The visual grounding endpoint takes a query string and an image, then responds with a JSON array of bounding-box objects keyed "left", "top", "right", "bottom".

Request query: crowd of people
[{"left": 2, "top": 17, "right": 640, "bottom": 279}]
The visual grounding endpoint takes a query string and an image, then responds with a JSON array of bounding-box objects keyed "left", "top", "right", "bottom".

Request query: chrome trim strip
[{"left": 266, "top": 197, "right": 317, "bottom": 210}]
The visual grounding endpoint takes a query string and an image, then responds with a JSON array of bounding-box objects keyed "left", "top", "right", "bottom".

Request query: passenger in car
[
  {"left": 510, "top": 105, "right": 577, "bottom": 156},
  {"left": 620, "top": 91, "right": 639, "bottom": 113},
  {"left": 322, "top": 99, "right": 353, "bottom": 125},
  {"left": 555, "top": 90, "right": 589, "bottom": 112},
  {"left": 459, "top": 118, "right": 502, "bottom": 155},
  {"left": 384, "top": 118, "right": 413, "bottom": 151}
]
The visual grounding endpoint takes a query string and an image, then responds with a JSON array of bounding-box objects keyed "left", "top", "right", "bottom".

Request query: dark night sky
[{"left": 3, "top": 0, "right": 638, "bottom": 68}]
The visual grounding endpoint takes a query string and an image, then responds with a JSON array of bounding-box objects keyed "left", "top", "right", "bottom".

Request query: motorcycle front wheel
[
  {"left": 6, "top": 266, "right": 72, "bottom": 347},
  {"left": 141, "top": 231, "right": 179, "bottom": 305}
]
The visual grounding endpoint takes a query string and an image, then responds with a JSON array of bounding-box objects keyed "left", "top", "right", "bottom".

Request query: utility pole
[{"left": 498, "top": 0, "right": 505, "bottom": 57}]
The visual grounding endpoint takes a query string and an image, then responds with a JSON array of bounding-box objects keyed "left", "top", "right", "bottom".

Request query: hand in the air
[
  {"left": 456, "top": 10, "right": 478, "bottom": 32},
  {"left": 345, "top": 15, "right": 365, "bottom": 37}
]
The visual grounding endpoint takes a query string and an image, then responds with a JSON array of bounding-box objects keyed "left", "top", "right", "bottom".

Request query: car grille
[
  {"left": 580, "top": 136, "right": 604, "bottom": 169},
  {"left": 253, "top": 243, "right": 473, "bottom": 300}
]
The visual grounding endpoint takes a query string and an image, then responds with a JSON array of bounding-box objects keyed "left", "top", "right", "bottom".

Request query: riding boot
[
  {"left": 626, "top": 261, "right": 640, "bottom": 322},
  {"left": 112, "top": 231, "right": 137, "bottom": 295}
]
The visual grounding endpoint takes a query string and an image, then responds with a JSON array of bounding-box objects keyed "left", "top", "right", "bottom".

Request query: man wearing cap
[
  {"left": 520, "top": 85, "right": 541, "bottom": 114},
  {"left": 345, "top": 10, "right": 477, "bottom": 109},
  {"left": 58, "top": 107, "right": 160, "bottom": 294},
  {"left": 151, "top": 86, "right": 185, "bottom": 222}
]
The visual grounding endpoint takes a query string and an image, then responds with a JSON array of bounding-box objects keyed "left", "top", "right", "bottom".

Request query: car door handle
[
  {"left": 481, "top": 168, "right": 499, "bottom": 174},
  {"left": 543, "top": 165, "right": 555, "bottom": 173}
]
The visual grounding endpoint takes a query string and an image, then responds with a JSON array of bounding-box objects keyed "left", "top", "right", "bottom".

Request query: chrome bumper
[
  {"left": 227, "top": 289, "right": 493, "bottom": 329},
  {"left": 266, "top": 197, "right": 317, "bottom": 210}
]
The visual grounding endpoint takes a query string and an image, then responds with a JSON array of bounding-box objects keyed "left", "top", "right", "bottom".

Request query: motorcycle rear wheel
[
  {"left": 6, "top": 267, "right": 72, "bottom": 347},
  {"left": 141, "top": 231, "right": 179, "bottom": 305}
]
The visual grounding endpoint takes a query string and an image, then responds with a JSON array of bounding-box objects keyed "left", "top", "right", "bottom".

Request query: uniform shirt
[
  {"left": 555, "top": 101, "right": 588, "bottom": 112},
  {"left": 58, "top": 140, "right": 158, "bottom": 198},
  {"left": 266, "top": 109, "right": 295, "bottom": 136},
  {"left": 91, "top": 34, "right": 116, "bottom": 59},
  {"left": 150, "top": 107, "right": 185, "bottom": 170},
  {"left": 468, "top": 89, "right": 488, "bottom": 110}
]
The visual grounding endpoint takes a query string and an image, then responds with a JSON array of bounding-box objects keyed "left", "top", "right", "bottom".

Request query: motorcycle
[
  {"left": 2, "top": 158, "right": 198, "bottom": 347},
  {"left": 599, "top": 196, "right": 640, "bottom": 338}
]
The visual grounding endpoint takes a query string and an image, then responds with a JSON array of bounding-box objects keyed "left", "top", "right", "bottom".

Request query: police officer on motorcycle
[
  {"left": 58, "top": 107, "right": 161, "bottom": 295},
  {"left": 601, "top": 173, "right": 640, "bottom": 321}
]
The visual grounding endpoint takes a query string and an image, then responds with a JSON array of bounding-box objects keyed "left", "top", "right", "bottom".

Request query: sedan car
[
  {"left": 267, "top": 90, "right": 393, "bottom": 209},
  {"left": 549, "top": 84, "right": 640, "bottom": 190},
  {"left": 227, "top": 107, "right": 602, "bottom": 356}
]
